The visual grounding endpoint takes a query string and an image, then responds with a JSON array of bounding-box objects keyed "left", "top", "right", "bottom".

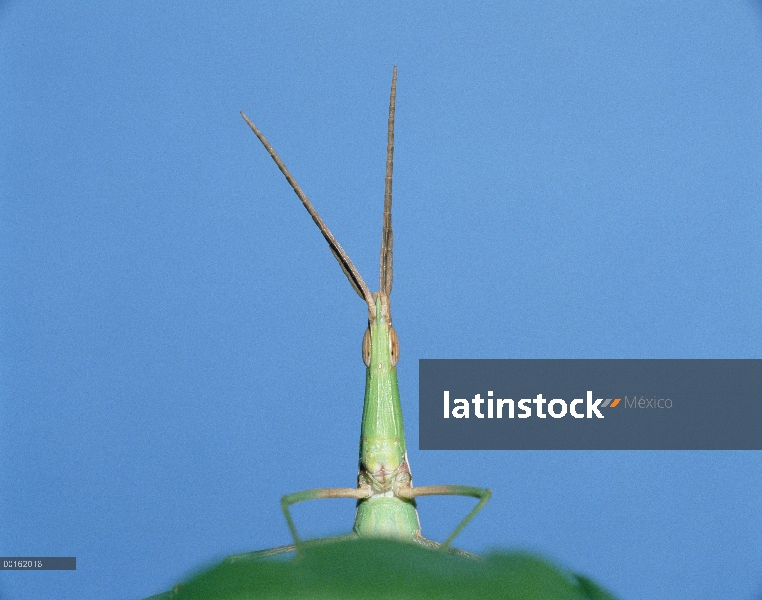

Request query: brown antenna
[
  {"left": 240, "top": 111, "right": 374, "bottom": 310},
  {"left": 380, "top": 66, "right": 396, "bottom": 297}
]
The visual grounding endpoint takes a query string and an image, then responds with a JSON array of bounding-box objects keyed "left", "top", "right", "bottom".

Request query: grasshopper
[
  {"left": 143, "top": 68, "right": 619, "bottom": 600},
  {"left": 237, "top": 67, "right": 490, "bottom": 558}
]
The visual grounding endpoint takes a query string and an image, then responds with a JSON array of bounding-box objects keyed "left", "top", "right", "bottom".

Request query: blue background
[{"left": 2, "top": 2, "right": 761, "bottom": 599}]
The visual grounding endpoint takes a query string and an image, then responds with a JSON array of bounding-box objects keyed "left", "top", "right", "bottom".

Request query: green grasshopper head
[{"left": 241, "top": 66, "right": 404, "bottom": 489}]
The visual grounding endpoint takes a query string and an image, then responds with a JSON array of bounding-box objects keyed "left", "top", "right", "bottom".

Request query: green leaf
[{"left": 144, "top": 538, "right": 618, "bottom": 600}]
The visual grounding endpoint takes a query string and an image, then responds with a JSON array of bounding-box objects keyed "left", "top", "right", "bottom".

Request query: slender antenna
[
  {"left": 241, "top": 111, "right": 374, "bottom": 309},
  {"left": 380, "top": 66, "right": 396, "bottom": 296}
]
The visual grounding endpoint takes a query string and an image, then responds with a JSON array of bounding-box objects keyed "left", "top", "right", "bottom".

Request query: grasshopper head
[
  {"left": 358, "top": 294, "right": 406, "bottom": 489},
  {"left": 242, "top": 67, "right": 407, "bottom": 495}
]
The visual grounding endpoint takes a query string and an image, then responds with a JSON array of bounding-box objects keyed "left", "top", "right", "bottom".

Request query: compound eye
[
  {"left": 389, "top": 326, "right": 399, "bottom": 367},
  {"left": 362, "top": 327, "right": 371, "bottom": 367}
]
